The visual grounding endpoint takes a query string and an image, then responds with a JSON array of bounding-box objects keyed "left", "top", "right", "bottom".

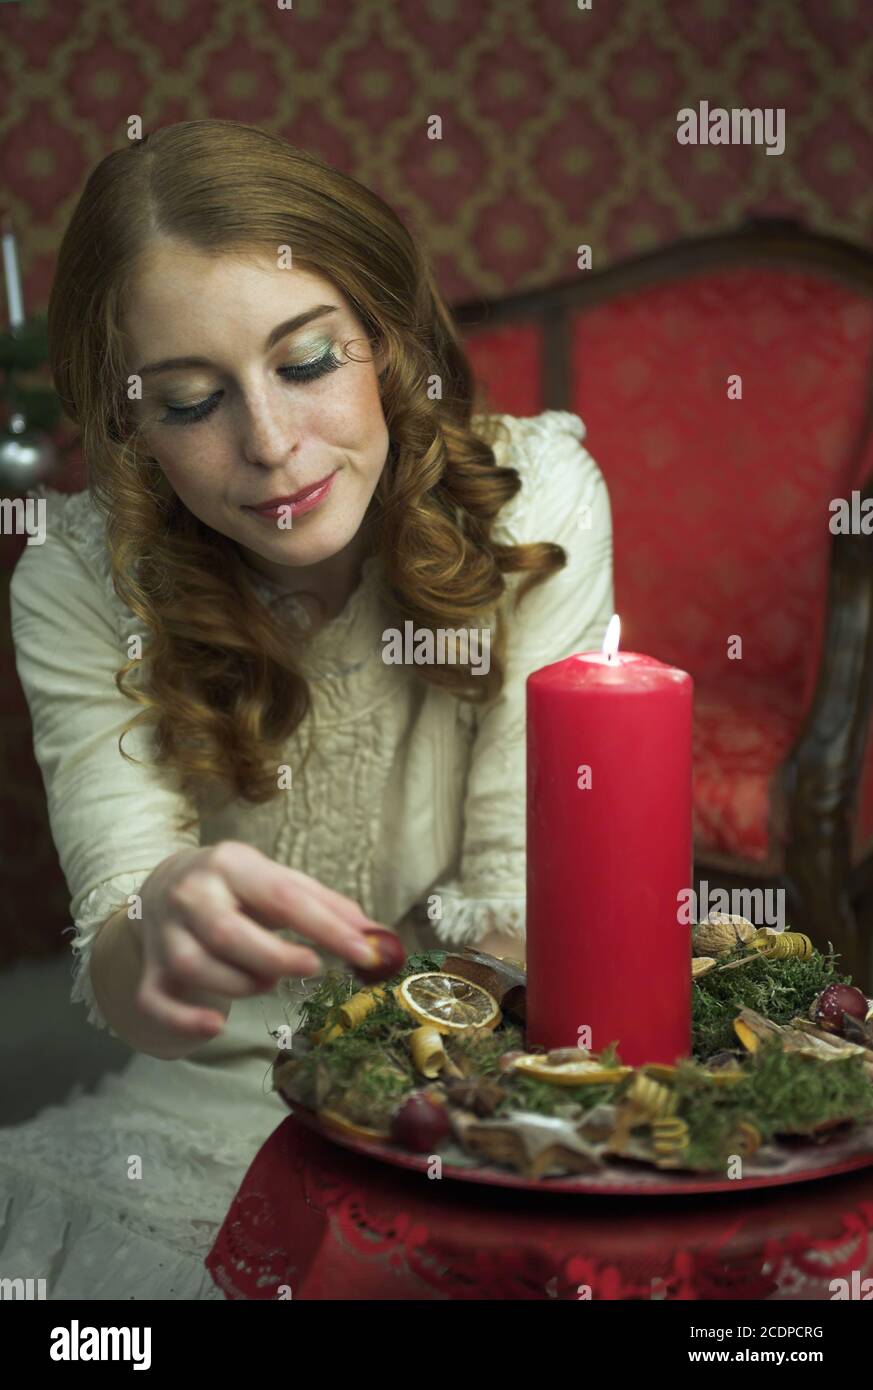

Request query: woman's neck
[{"left": 238, "top": 521, "right": 376, "bottom": 625}]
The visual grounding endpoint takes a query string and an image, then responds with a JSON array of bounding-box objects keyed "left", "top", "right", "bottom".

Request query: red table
[{"left": 206, "top": 1114, "right": 873, "bottom": 1300}]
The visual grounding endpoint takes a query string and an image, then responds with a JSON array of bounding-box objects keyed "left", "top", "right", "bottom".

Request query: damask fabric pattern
[
  {"left": 0, "top": 410, "right": 613, "bottom": 1300},
  {"left": 568, "top": 266, "right": 873, "bottom": 870},
  {"left": 1, "top": 0, "right": 872, "bottom": 310}
]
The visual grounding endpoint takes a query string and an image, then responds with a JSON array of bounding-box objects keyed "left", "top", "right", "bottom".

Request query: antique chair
[{"left": 459, "top": 219, "right": 873, "bottom": 986}]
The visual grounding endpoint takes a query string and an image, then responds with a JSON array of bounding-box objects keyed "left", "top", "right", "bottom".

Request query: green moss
[
  {"left": 672, "top": 1038, "right": 873, "bottom": 1170},
  {"left": 339, "top": 1057, "right": 416, "bottom": 1127},
  {"left": 691, "top": 946, "right": 848, "bottom": 1059},
  {"left": 298, "top": 952, "right": 447, "bottom": 1037},
  {"left": 449, "top": 1023, "right": 524, "bottom": 1076},
  {"left": 298, "top": 970, "right": 357, "bottom": 1036},
  {"left": 734, "top": 1040, "right": 873, "bottom": 1137},
  {"left": 495, "top": 1071, "right": 626, "bottom": 1118},
  {"left": 287, "top": 949, "right": 873, "bottom": 1169}
]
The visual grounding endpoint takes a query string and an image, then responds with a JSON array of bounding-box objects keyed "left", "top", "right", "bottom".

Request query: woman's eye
[
  {"left": 156, "top": 348, "right": 342, "bottom": 426},
  {"left": 279, "top": 347, "right": 342, "bottom": 383},
  {"left": 160, "top": 392, "right": 222, "bottom": 426}
]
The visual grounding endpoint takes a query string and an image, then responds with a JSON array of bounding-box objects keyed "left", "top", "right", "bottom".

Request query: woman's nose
[{"left": 239, "top": 393, "right": 299, "bottom": 470}]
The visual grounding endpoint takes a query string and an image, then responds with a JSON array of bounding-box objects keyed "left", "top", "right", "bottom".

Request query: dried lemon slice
[
  {"left": 692, "top": 956, "right": 717, "bottom": 979},
  {"left": 509, "top": 1054, "right": 632, "bottom": 1086},
  {"left": 395, "top": 972, "right": 501, "bottom": 1034}
]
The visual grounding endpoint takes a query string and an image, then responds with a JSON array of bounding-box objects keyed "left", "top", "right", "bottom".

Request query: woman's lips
[{"left": 244, "top": 470, "right": 337, "bottom": 520}]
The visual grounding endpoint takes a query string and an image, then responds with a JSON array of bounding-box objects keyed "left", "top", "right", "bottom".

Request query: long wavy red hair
[{"left": 47, "top": 120, "right": 566, "bottom": 824}]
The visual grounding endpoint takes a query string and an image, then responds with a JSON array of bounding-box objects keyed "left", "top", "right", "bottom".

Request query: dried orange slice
[
  {"left": 318, "top": 1108, "right": 390, "bottom": 1142},
  {"left": 508, "top": 1054, "right": 632, "bottom": 1086},
  {"left": 395, "top": 972, "right": 501, "bottom": 1035}
]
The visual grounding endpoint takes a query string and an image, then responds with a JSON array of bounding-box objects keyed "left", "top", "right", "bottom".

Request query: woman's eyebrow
[{"left": 134, "top": 304, "right": 340, "bottom": 378}]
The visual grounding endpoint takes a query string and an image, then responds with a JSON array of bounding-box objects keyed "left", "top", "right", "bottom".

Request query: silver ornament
[{"left": 0, "top": 411, "right": 58, "bottom": 491}]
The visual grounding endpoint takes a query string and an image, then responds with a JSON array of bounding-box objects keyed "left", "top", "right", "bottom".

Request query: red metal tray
[{"left": 284, "top": 1098, "right": 873, "bottom": 1196}]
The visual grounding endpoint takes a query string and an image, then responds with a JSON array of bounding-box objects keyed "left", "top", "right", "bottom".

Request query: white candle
[{"left": 2, "top": 223, "right": 25, "bottom": 330}]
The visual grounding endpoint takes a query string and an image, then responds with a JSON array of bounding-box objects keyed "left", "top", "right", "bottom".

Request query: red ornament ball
[
  {"left": 390, "top": 1093, "right": 451, "bottom": 1153},
  {"left": 813, "top": 983, "right": 869, "bottom": 1035},
  {"left": 354, "top": 927, "right": 406, "bottom": 984}
]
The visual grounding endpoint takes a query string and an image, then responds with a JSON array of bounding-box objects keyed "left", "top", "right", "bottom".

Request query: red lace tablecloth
[{"left": 205, "top": 1115, "right": 873, "bottom": 1300}]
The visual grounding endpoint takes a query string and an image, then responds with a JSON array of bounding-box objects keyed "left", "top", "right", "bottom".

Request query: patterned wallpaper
[{"left": 0, "top": 0, "right": 871, "bottom": 313}]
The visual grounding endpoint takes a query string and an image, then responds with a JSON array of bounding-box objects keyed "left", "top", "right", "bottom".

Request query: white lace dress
[{"left": 0, "top": 410, "right": 613, "bottom": 1299}]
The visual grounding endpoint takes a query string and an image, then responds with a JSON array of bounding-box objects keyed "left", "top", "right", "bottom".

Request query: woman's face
[{"left": 121, "top": 238, "right": 390, "bottom": 580}]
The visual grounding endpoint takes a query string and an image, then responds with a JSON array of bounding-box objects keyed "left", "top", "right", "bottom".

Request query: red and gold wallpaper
[{"left": 1, "top": 0, "right": 871, "bottom": 310}]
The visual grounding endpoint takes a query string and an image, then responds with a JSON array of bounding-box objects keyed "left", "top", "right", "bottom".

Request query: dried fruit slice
[
  {"left": 692, "top": 956, "right": 717, "bottom": 978},
  {"left": 395, "top": 972, "right": 501, "bottom": 1035},
  {"left": 508, "top": 1054, "right": 632, "bottom": 1086},
  {"left": 408, "top": 1024, "right": 448, "bottom": 1078},
  {"left": 702, "top": 1066, "right": 745, "bottom": 1087},
  {"left": 338, "top": 985, "right": 385, "bottom": 1030},
  {"left": 311, "top": 1022, "right": 344, "bottom": 1044},
  {"left": 318, "top": 1108, "right": 390, "bottom": 1142},
  {"left": 640, "top": 1063, "right": 678, "bottom": 1082}
]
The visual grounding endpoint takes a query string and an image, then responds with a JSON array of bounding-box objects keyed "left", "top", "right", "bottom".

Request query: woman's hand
[{"left": 133, "top": 840, "right": 387, "bottom": 1044}]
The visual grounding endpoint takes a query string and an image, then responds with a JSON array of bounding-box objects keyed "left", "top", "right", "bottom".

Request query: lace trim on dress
[
  {"left": 427, "top": 883, "right": 526, "bottom": 946},
  {"left": 67, "top": 872, "right": 153, "bottom": 1034},
  {"left": 487, "top": 411, "right": 587, "bottom": 545}
]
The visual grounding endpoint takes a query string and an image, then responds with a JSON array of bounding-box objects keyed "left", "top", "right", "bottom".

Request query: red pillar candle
[{"left": 525, "top": 617, "right": 693, "bottom": 1067}]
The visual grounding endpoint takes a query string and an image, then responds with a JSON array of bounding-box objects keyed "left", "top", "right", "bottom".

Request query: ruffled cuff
[
  {"left": 64, "top": 873, "right": 150, "bottom": 1034},
  {"left": 425, "top": 881, "right": 526, "bottom": 947}
]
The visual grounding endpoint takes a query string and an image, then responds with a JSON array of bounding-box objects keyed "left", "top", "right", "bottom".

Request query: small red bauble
[
  {"left": 813, "top": 983, "right": 869, "bottom": 1035},
  {"left": 354, "top": 927, "right": 406, "bottom": 984},
  {"left": 389, "top": 1093, "right": 451, "bottom": 1153}
]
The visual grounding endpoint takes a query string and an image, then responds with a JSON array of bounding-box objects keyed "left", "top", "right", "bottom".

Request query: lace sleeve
[
  {"left": 10, "top": 502, "right": 201, "bottom": 1031},
  {"left": 66, "top": 873, "right": 162, "bottom": 1032},
  {"left": 427, "top": 411, "right": 614, "bottom": 949}
]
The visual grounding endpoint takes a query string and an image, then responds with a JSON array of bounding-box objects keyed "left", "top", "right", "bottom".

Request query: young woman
[{"left": 2, "top": 121, "right": 613, "bottom": 1298}]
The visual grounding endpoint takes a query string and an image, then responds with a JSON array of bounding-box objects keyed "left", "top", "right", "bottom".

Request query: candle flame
[{"left": 602, "top": 613, "right": 621, "bottom": 661}]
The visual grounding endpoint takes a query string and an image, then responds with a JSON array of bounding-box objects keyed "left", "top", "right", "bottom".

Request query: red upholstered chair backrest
[
  {"left": 570, "top": 267, "right": 873, "bottom": 714},
  {"left": 462, "top": 232, "right": 873, "bottom": 726}
]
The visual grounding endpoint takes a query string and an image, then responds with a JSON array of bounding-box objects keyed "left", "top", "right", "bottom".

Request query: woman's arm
[{"left": 10, "top": 501, "right": 381, "bottom": 1046}]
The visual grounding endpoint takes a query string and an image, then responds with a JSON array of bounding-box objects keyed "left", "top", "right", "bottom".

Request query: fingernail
[{"left": 351, "top": 937, "right": 379, "bottom": 967}]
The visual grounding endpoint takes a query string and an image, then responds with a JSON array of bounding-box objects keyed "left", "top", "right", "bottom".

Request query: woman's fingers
[
  {"left": 206, "top": 843, "right": 383, "bottom": 968},
  {"left": 194, "top": 907, "right": 325, "bottom": 982},
  {"left": 282, "top": 866, "right": 375, "bottom": 926},
  {"left": 167, "top": 871, "right": 325, "bottom": 978},
  {"left": 137, "top": 961, "right": 227, "bottom": 1041},
  {"left": 154, "top": 920, "right": 294, "bottom": 999}
]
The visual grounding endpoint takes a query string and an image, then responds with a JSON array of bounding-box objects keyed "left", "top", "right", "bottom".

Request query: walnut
[{"left": 692, "top": 912, "right": 757, "bottom": 957}]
